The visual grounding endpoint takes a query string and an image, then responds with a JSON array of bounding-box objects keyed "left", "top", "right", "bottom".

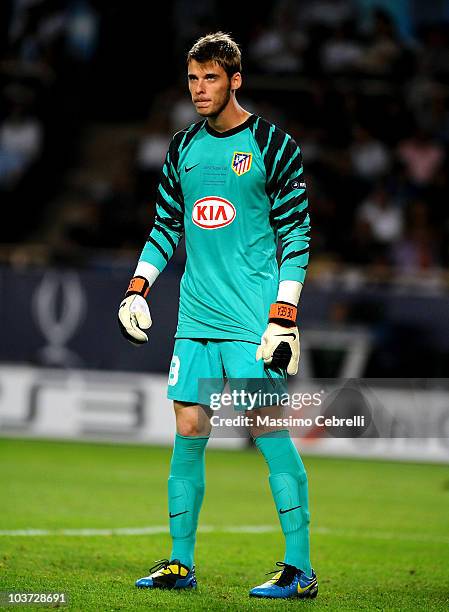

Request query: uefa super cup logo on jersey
[{"left": 192, "top": 196, "right": 236, "bottom": 229}]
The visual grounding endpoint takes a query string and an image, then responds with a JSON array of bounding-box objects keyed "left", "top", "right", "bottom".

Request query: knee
[
  {"left": 176, "top": 415, "right": 211, "bottom": 437},
  {"left": 177, "top": 423, "right": 204, "bottom": 437},
  {"left": 175, "top": 402, "right": 212, "bottom": 437}
]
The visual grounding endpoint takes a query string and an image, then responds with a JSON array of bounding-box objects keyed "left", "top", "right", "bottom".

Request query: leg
[
  {"left": 136, "top": 341, "right": 219, "bottom": 589},
  {"left": 220, "top": 341, "right": 311, "bottom": 574},
  {"left": 216, "top": 340, "right": 317, "bottom": 598},
  {"left": 168, "top": 402, "right": 211, "bottom": 570},
  {"left": 166, "top": 339, "right": 222, "bottom": 569},
  {"left": 249, "top": 408, "right": 311, "bottom": 576}
]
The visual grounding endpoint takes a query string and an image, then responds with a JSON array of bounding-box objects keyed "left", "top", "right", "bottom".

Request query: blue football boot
[
  {"left": 250, "top": 562, "right": 318, "bottom": 599},
  {"left": 135, "top": 558, "right": 197, "bottom": 590}
]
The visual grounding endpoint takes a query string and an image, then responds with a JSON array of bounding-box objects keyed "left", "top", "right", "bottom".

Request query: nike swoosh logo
[
  {"left": 275, "top": 333, "right": 297, "bottom": 339},
  {"left": 185, "top": 163, "right": 199, "bottom": 173},
  {"left": 169, "top": 510, "right": 189, "bottom": 518},
  {"left": 279, "top": 505, "right": 301, "bottom": 514},
  {"left": 298, "top": 579, "right": 317, "bottom": 594}
]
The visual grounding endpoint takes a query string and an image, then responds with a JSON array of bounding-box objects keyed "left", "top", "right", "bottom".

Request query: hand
[
  {"left": 118, "top": 294, "right": 152, "bottom": 345},
  {"left": 256, "top": 322, "right": 300, "bottom": 375}
]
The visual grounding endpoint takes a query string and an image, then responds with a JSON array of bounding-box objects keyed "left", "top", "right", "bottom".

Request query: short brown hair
[{"left": 187, "top": 32, "right": 242, "bottom": 78}]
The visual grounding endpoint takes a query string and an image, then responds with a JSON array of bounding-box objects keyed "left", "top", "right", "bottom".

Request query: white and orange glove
[
  {"left": 118, "top": 276, "right": 152, "bottom": 345},
  {"left": 256, "top": 302, "right": 300, "bottom": 375}
]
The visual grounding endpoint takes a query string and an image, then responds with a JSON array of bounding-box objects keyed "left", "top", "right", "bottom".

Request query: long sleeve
[
  {"left": 267, "top": 134, "right": 311, "bottom": 284},
  {"left": 139, "top": 141, "right": 184, "bottom": 272}
]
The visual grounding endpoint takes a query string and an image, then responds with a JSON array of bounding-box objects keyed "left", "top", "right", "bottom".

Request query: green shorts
[{"left": 167, "top": 338, "right": 286, "bottom": 404}]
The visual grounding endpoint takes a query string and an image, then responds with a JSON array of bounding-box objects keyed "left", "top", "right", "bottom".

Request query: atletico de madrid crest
[{"left": 231, "top": 151, "right": 252, "bottom": 176}]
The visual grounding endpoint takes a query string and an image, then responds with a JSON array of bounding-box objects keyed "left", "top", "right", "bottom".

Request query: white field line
[{"left": 0, "top": 525, "right": 447, "bottom": 545}]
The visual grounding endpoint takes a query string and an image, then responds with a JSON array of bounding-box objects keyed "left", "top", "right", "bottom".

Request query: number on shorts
[{"left": 168, "top": 355, "right": 180, "bottom": 386}]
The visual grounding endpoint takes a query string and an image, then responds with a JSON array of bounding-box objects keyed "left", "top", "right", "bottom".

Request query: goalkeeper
[{"left": 118, "top": 32, "right": 317, "bottom": 600}]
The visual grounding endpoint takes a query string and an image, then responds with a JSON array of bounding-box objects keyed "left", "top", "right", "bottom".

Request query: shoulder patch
[{"left": 291, "top": 179, "right": 306, "bottom": 190}]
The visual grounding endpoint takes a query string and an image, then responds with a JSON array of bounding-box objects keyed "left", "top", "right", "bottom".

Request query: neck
[{"left": 207, "top": 96, "right": 251, "bottom": 133}]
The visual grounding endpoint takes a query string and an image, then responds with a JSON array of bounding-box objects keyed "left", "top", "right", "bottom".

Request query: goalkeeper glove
[
  {"left": 118, "top": 276, "right": 152, "bottom": 345},
  {"left": 256, "top": 302, "right": 300, "bottom": 375}
]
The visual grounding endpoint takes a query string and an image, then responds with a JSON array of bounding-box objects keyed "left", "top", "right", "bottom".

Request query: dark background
[{"left": 1, "top": 0, "right": 449, "bottom": 376}]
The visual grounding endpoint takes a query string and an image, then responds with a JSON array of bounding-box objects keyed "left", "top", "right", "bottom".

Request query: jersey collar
[{"left": 204, "top": 114, "right": 256, "bottom": 138}]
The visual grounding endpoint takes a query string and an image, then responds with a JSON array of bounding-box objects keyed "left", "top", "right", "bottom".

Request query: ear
[{"left": 230, "top": 72, "right": 242, "bottom": 92}]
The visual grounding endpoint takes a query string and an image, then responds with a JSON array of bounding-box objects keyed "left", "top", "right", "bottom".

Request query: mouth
[{"left": 194, "top": 100, "right": 211, "bottom": 108}]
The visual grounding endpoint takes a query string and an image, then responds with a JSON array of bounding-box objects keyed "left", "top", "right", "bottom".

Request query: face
[{"left": 188, "top": 59, "right": 241, "bottom": 118}]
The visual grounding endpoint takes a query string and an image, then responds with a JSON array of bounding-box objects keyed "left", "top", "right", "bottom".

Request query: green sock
[
  {"left": 255, "top": 431, "right": 312, "bottom": 576},
  {"left": 168, "top": 433, "right": 209, "bottom": 569}
]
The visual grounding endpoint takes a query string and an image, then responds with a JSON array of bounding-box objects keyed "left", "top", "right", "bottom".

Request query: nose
[{"left": 194, "top": 79, "right": 206, "bottom": 95}]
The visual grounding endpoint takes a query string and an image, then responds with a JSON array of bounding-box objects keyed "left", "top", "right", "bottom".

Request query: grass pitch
[{"left": 0, "top": 438, "right": 448, "bottom": 611}]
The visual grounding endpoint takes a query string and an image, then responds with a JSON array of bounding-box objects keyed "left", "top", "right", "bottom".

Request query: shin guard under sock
[
  {"left": 168, "top": 433, "right": 208, "bottom": 569},
  {"left": 255, "top": 431, "right": 312, "bottom": 575}
]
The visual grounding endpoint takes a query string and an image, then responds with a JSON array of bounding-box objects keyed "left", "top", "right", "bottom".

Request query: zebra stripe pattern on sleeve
[
  {"left": 252, "top": 117, "right": 311, "bottom": 284},
  {"left": 139, "top": 120, "right": 204, "bottom": 272}
]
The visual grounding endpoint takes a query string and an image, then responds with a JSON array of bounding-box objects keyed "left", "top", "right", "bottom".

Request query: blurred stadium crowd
[{"left": 1, "top": 0, "right": 449, "bottom": 280}]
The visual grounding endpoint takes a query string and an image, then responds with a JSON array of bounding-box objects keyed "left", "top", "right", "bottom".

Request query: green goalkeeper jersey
[{"left": 139, "top": 114, "right": 311, "bottom": 343}]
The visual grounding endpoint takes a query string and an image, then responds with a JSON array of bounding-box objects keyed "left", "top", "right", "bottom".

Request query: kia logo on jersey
[{"left": 192, "top": 196, "right": 236, "bottom": 229}]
